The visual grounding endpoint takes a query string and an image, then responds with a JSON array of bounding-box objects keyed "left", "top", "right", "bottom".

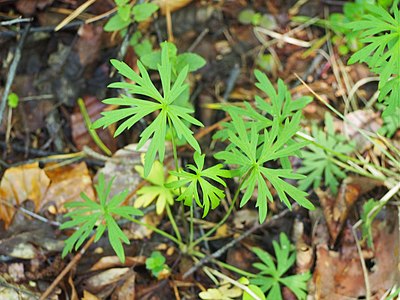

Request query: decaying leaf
[{"left": 0, "top": 163, "right": 50, "bottom": 227}]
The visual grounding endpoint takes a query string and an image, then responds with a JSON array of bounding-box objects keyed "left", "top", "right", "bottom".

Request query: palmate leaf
[
  {"left": 347, "top": 4, "right": 400, "bottom": 118},
  {"left": 298, "top": 113, "right": 354, "bottom": 194},
  {"left": 93, "top": 42, "right": 203, "bottom": 176},
  {"left": 61, "top": 174, "right": 143, "bottom": 263},
  {"left": 250, "top": 233, "right": 311, "bottom": 300},
  {"left": 215, "top": 111, "right": 313, "bottom": 223},
  {"left": 134, "top": 160, "right": 177, "bottom": 214},
  {"left": 167, "top": 152, "right": 231, "bottom": 217},
  {"left": 214, "top": 70, "right": 311, "bottom": 142}
]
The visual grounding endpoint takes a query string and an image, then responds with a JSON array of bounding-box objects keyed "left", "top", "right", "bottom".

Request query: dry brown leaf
[
  {"left": 90, "top": 256, "right": 146, "bottom": 271},
  {"left": 155, "top": 0, "right": 193, "bottom": 14},
  {"left": 0, "top": 163, "right": 50, "bottom": 227},
  {"left": 317, "top": 180, "right": 360, "bottom": 245},
  {"left": 42, "top": 162, "right": 94, "bottom": 212},
  {"left": 82, "top": 290, "right": 101, "bottom": 300},
  {"left": 311, "top": 211, "right": 399, "bottom": 299},
  {"left": 83, "top": 268, "right": 130, "bottom": 294}
]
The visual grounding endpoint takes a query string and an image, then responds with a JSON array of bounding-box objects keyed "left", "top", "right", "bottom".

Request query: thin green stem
[
  {"left": 296, "top": 131, "right": 399, "bottom": 179},
  {"left": 166, "top": 204, "right": 182, "bottom": 243},
  {"left": 77, "top": 98, "right": 112, "bottom": 156},
  {"left": 191, "top": 177, "right": 245, "bottom": 248},
  {"left": 167, "top": 116, "right": 189, "bottom": 243},
  {"left": 192, "top": 251, "right": 256, "bottom": 278},
  {"left": 189, "top": 203, "right": 194, "bottom": 246},
  {"left": 129, "top": 217, "right": 182, "bottom": 247},
  {"left": 328, "top": 157, "right": 386, "bottom": 181}
]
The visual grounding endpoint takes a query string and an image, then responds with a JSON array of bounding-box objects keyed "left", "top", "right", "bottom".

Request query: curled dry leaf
[
  {"left": 155, "top": 0, "right": 193, "bottom": 14},
  {"left": 0, "top": 163, "right": 50, "bottom": 227},
  {"left": 43, "top": 161, "right": 94, "bottom": 212}
]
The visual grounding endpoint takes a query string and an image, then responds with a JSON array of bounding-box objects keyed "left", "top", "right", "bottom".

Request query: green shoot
[
  {"left": 298, "top": 112, "right": 355, "bottom": 194},
  {"left": 250, "top": 233, "right": 311, "bottom": 300},
  {"left": 61, "top": 174, "right": 143, "bottom": 263},
  {"left": 146, "top": 251, "right": 169, "bottom": 278},
  {"left": 104, "top": 1, "right": 159, "bottom": 32},
  {"left": 93, "top": 42, "right": 203, "bottom": 176},
  {"left": 167, "top": 152, "right": 231, "bottom": 217},
  {"left": 215, "top": 110, "right": 313, "bottom": 223},
  {"left": 135, "top": 159, "right": 178, "bottom": 215},
  {"left": 347, "top": 3, "right": 400, "bottom": 118}
]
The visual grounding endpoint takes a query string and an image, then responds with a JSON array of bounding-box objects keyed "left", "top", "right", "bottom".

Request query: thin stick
[
  {"left": 39, "top": 234, "right": 96, "bottom": 300},
  {"left": 0, "top": 23, "right": 30, "bottom": 125},
  {"left": 183, "top": 207, "right": 293, "bottom": 279},
  {"left": 55, "top": 0, "right": 96, "bottom": 31}
]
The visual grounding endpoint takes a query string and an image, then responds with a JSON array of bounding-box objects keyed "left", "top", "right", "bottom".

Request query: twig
[
  {"left": 204, "top": 267, "right": 262, "bottom": 300},
  {"left": 39, "top": 234, "right": 96, "bottom": 300},
  {"left": 351, "top": 225, "right": 371, "bottom": 300},
  {"left": 0, "top": 23, "right": 30, "bottom": 125},
  {"left": 183, "top": 206, "right": 294, "bottom": 279},
  {"left": 187, "top": 28, "right": 209, "bottom": 52},
  {"left": 55, "top": 0, "right": 96, "bottom": 31},
  {"left": 0, "top": 18, "right": 33, "bottom": 26}
]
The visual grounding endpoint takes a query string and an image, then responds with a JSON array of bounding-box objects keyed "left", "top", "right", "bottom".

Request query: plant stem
[
  {"left": 192, "top": 250, "right": 256, "bottom": 278},
  {"left": 190, "top": 177, "right": 244, "bottom": 248},
  {"left": 166, "top": 204, "right": 182, "bottom": 243},
  {"left": 296, "top": 131, "right": 399, "bottom": 179},
  {"left": 189, "top": 203, "right": 194, "bottom": 246},
  {"left": 77, "top": 98, "right": 112, "bottom": 156},
  {"left": 129, "top": 218, "right": 182, "bottom": 247},
  {"left": 167, "top": 116, "right": 190, "bottom": 243}
]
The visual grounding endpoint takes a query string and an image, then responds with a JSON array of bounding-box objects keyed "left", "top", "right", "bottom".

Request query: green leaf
[
  {"left": 61, "top": 174, "right": 142, "bottom": 262},
  {"left": 146, "top": 251, "right": 168, "bottom": 278},
  {"left": 298, "top": 112, "right": 354, "bottom": 194},
  {"left": 250, "top": 233, "right": 310, "bottom": 300},
  {"left": 167, "top": 152, "right": 231, "bottom": 217},
  {"left": 117, "top": 4, "right": 131, "bottom": 21},
  {"left": 347, "top": 4, "right": 400, "bottom": 118},
  {"left": 104, "top": 14, "right": 131, "bottom": 32},
  {"left": 93, "top": 43, "right": 203, "bottom": 176},
  {"left": 215, "top": 110, "right": 313, "bottom": 223},
  {"left": 134, "top": 160, "right": 177, "bottom": 214},
  {"left": 132, "top": 3, "right": 159, "bottom": 22},
  {"left": 176, "top": 53, "right": 206, "bottom": 72},
  {"left": 7, "top": 93, "right": 19, "bottom": 108}
]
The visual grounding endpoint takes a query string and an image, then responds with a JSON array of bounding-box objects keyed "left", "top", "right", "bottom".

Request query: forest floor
[{"left": 0, "top": 1, "right": 399, "bottom": 299}]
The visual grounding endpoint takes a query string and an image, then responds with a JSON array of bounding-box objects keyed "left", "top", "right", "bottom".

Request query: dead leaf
[
  {"left": 343, "top": 110, "right": 382, "bottom": 152},
  {"left": 82, "top": 290, "right": 101, "bottom": 300},
  {"left": 0, "top": 163, "right": 50, "bottom": 227},
  {"left": 113, "top": 272, "right": 136, "bottom": 300},
  {"left": 83, "top": 268, "right": 130, "bottom": 294},
  {"left": 317, "top": 180, "right": 360, "bottom": 245},
  {"left": 42, "top": 162, "right": 94, "bottom": 212},
  {"left": 90, "top": 256, "right": 146, "bottom": 271},
  {"left": 233, "top": 209, "right": 258, "bottom": 229},
  {"left": 311, "top": 211, "right": 399, "bottom": 299},
  {"left": 155, "top": 0, "right": 193, "bottom": 14}
]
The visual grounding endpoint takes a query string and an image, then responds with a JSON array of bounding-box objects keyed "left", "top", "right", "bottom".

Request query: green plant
[
  {"left": 135, "top": 159, "right": 178, "bottom": 215},
  {"left": 214, "top": 71, "right": 314, "bottom": 223},
  {"left": 298, "top": 112, "right": 355, "bottom": 194},
  {"left": 167, "top": 152, "right": 231, "bottom": 217},
  {"left": 145, "top": 251, "right": 169, "bottom": 278},
  {"left": 347, "top": 2, "right": 399, "bottom": 120},
  {"left": 238, "top": 8, "right": 276, "bottom": 29},
  {"left": 92, "top": 42, "right": 203, "bottom": 176},
  {"left": 7, "top": 92, "right": 19, "bottom": 108},
  {"left": 104, "top": 1, "right": 159, "bottom": 32},
  {"left": 250, "top": 233, "right": 311, "bottom": 300},
  {"left": 61, "top": 174, "right": 143, "bottom": 263}
]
